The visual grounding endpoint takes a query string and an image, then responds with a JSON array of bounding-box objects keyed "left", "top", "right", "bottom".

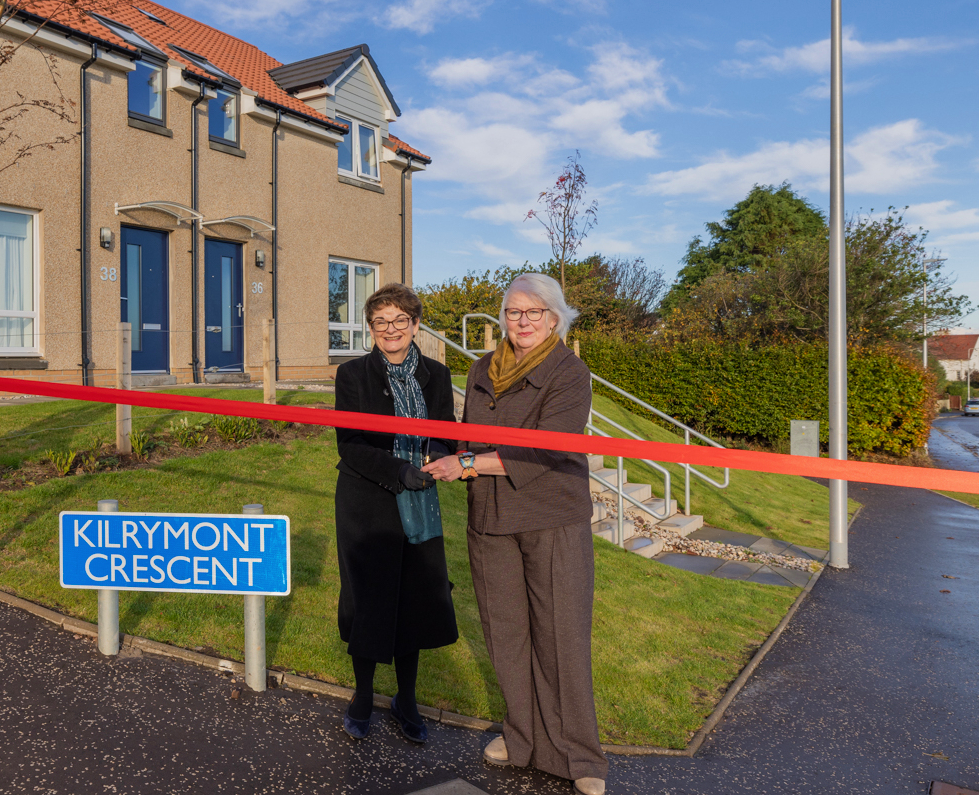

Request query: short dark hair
[{"left": 363, "top": 282, "right": 423, "bottom": 323}]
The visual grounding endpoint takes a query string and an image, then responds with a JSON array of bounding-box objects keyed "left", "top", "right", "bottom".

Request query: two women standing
[{"left": 334, "top": 275, "right": 607, "bottom": 795}]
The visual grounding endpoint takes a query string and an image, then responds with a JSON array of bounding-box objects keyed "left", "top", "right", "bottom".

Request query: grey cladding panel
[{"left": 335, "top": 63, "right": 387, "bottom": 134}]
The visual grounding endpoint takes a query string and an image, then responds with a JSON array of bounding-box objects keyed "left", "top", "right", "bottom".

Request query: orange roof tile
[
  {"left": 10, "top": 0, "right": 431, "bottom": 159},
  {"left": 930, "top": 334, "right": 979, "bottom": 361}
]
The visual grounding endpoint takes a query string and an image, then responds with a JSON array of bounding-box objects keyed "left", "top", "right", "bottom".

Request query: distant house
[
  {"left": 0, "top": 0, "right": 429, "bottom": 386},
  {"left": 930, "top": 334, "right": 979, "bottom": 382}
]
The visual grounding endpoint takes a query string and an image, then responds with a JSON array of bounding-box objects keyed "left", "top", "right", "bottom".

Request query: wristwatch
[{"left": 458, "top": 451, "right": 478, "bottom": 481}]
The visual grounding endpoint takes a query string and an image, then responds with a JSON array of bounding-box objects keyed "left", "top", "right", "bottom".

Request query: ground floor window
[
  {"left": 0, "top": 206, "right": 39, "bottom": 354},
  {"left": 329, "top": 258, "right": 377, "bottom": 354}
]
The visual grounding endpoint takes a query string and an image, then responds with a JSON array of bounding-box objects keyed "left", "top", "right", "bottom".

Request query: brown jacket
[{"left": 461, "top": 340, "right": 594, "bottom": 535}]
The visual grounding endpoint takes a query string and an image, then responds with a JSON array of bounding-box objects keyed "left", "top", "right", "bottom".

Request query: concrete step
[
  {"left": 591, "top": 501, "right": 607, "bottom": 523},
  {"left": 204, "top": 372, "right": 250, "bottom": 384},
  {"left": 589, "top": 467, "right": 628, "bottom": 492},
  {"left": 590, "top": 519, "right": 634, "bottom": 544},
  {"left": 586, "top": 454, "right": 605, "bottom": 472},
  {"left": 622, "top": 481, "right": 652, "bottom": 502},
  {"left": 624, "top": 535, "right": 665, "bottom": 558},
  {"left": 655, "top": 513, "right": 704, "bottom": 538},
  {"left": 628, "top": 498, "right": 678, "bottom": 523}
]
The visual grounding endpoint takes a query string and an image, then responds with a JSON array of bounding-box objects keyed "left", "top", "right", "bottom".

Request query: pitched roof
[
  {"left": 268, "top": 44, "right": 402, "bottom": 118},
  {"left": 10, "top": 0, "right": 430, "bottom": 159},
  {"left": 929, "top": 333, "right": 979, "bottom": 361}
]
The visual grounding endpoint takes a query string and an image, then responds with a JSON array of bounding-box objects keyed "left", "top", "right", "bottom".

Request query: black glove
[
  {"left": 399, "top": 462, "right": 435, "bottom": 490},
  {"left": 426, "top": 440, "right": 452, "bottom": 462}
]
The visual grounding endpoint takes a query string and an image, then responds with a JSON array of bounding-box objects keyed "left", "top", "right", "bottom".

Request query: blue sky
[{"left": 172, "top": 0, "right": 979, "bottom": 322}]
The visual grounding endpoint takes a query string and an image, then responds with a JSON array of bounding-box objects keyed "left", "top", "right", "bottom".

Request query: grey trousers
[{"left": 468, "top": 522, "right": 608, "bottom": 781}]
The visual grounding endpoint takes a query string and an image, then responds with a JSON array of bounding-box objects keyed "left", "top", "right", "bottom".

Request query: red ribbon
[{"left": 0, "top": 377, "right": 974, "bottom": 494}]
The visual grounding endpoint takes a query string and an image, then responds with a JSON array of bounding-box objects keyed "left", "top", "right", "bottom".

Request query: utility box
[{"left": 790, "top": 420, "right": 820, "bottom": 457}]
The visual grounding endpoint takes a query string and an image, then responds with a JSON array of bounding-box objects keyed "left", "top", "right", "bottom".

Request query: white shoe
[
  {"left": 482, "top": 736, "right": 509, "bottom": 766},
  {"left": 574, "top": 777, "right": 606, "bottom": 795}
]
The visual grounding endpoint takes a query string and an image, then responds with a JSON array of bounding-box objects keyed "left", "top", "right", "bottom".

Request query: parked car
[{"left": 963, "top": 399, "right": 979, "bottom": 416}]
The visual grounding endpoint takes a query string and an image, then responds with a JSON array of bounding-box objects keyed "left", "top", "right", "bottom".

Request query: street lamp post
[
  {"left": 921, "top": 257, "right": 946, "bottom": 368},
  {"left": 827, "top": 0, "right": 847, "bottom": 569}
]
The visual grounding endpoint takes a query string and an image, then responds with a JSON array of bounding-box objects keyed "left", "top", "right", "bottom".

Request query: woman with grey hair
[{"left": 424, "top": 272, "right": 608, "bottom": 795}]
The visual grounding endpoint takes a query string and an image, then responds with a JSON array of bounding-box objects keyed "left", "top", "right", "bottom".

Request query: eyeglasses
[
  {"left": 504, "top": 307, "right": 548, "bottom": 322},
  {"left": 369, "top": 315, "right": 413, "bottom": 331}
]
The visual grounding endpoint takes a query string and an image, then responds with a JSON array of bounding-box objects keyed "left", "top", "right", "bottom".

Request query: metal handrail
[{"left": 461, "top": 313, "right": 500, "bottom": 354}]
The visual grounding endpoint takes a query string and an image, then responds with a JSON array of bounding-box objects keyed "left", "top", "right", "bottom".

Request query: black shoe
[
  {"left": 343, "top": 699, "right": 371, "bottom": 740},
  {"left": 390, "top": 694, "right": 428, "bottom": 743}
]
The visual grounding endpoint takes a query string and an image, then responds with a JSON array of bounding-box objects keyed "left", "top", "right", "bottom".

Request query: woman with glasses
[
  {"left": 333, "top": 282, "right": 458, "bottom": 743},
  {"left": 423, "top": 273, "right": 607, "bottom": 795}
]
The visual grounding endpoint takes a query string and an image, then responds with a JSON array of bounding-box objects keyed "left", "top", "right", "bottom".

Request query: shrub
[
  {"left": 130, "top": 430, "right": 154, "bottom": 460},
  {"left": 45, "top": 449, "right": 76, "bottom": 476},
  {"left": 212, "top": 415, "right": 259, "bottom": 444},
  {"left": 578, "top": 333, "right": 934, "bottom": 457},
  {"left": 170, "top": 417, "right": 210, "bottom": 448}
]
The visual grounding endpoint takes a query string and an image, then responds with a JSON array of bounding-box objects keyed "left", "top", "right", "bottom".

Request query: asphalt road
[
  {"left": 2, "top": 433, "right": 979, "bottom": 793},
  {"left": 931, "top": 413, "right": 979, "bottom": 472}
]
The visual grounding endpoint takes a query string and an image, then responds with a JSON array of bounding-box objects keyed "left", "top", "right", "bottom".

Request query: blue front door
[
  {"left": 204, "top": 239, "right": 243, "bottom": 371},
  {"left": 120, "top": 227, "right": 169, "bottom": 373}
]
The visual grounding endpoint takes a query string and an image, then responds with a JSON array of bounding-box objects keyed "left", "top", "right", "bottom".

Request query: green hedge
[{"left": 577, "top": 334, "right": 934, "bottom": 457}]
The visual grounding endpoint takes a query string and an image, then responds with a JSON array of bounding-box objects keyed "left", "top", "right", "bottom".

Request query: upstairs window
[
  {"left": 0, "top": 207, "right": 39, "bottom": 354},
  {"left": 128, "top": 58, "right": 165, "bottom": 123},
  {"left": 336, "top": 116, "right": 379, "bottom": 182},
  {"left": 208, "top": 88, "right": 238, "bottom": 145}
]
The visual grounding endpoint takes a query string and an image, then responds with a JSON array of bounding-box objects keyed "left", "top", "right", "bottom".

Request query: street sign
[{"left": 59, "top": 511, "right": 290, "bottom": 595}]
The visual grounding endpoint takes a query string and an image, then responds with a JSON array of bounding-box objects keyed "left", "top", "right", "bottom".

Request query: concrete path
[{"left": 2, "top": 457, "right": 979, "bottom": 792}]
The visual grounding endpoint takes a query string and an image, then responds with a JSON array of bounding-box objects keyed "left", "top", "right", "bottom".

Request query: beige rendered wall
[
  {"left": 1, "top": 27, "right": 418, "bottom": 386},
  {"left": 0, "top": 33, "right": 86, "bottom": 380}
]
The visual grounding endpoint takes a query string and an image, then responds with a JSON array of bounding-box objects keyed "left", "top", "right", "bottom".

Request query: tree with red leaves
[{"left": 526, "top": 150, "right": 598, "bottom": 294}]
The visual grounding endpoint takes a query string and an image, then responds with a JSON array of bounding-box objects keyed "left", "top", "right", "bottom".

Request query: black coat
[{"left": 334, "top": 344, "right": 459, "bottom": 663}]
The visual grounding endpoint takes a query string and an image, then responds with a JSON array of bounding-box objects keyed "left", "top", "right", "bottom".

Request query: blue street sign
[{"left": 59, "top": 511, "right": 290, "bottom": 595}]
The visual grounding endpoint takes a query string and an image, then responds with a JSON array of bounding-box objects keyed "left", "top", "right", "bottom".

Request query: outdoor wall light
[
  {"left": 99, "top": 228, "right": 113, "bottom": 249},
  {"left": 255, "top": 250, "right": 266, "bottom": 268}
]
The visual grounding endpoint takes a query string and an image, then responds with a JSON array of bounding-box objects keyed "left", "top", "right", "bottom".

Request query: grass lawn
[
  {"left": 936, "top": 491, "right": 979, "bottom": 509},
  {"left": 0, "top": 387, "right": 800, "bottom": 748}
]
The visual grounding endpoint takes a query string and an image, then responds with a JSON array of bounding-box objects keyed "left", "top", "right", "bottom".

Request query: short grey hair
[{"left": 500, "top": 272, "right": 580, "bottom": 338}]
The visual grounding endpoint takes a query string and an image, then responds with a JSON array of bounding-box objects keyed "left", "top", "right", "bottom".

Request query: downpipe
[
  {"left": 78, "top": 43, "right": 98, "bottom": 385},
  {"left": 189, "top": 84, "right": 206, "bottom": 383}
]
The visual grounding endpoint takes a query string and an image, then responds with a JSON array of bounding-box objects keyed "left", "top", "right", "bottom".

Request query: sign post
[
  {"left": 60, "top": 505, "right": 290, "bottom": 689},
  {"left": 242, "top": 503, "right": 267, "bottom": 692},
  {"left": 97, "top": 499, "right": 120, "bottom": 656}
]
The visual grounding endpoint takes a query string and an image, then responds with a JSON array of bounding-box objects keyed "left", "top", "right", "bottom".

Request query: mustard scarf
[{"left": 487, "top": 332, "right": 559, "bottom": 397}]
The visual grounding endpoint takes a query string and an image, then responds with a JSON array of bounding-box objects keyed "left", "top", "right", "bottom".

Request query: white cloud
[
  {"left": 726, "top": 29, "right": 966, "bottom": 76},
  {"left": 382, "top": 0, "right": 487, "bottom": 34},
  {"left": 428, "top": 54, "right": 535, "bottom": 89},
  {"left": 473, "top": 239, "right": 520, "bottom": 259},
  {"left": 641, "top": 119, "right": 963, "bottom": 202},
  {"left": 905, "top": 201, "right": 979, "bottom": 232},
  {"left": 798, "top": 77, "right": 878, "bottom": 100}
]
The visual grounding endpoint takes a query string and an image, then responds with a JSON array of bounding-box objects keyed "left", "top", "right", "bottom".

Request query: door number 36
[
  {"left": 99, "top": 267, "right": 117, "bottom": 281},
  {"left": 251, "top": 282, "right": 264, "bottom": 294}
]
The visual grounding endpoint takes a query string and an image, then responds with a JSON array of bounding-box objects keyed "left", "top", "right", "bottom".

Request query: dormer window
[
  {"left": 129, "top": 58, "right": 166, "bottom": 123},
  {"left": 208, "top": 88, "right": 238, "bottom": 145},
  {"left": 337, "top": 116, "right": 379, "bottom": 182}
]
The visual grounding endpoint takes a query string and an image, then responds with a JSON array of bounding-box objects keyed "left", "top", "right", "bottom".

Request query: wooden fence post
[
  {"left": 484, "top": 323, "right": 496, "bottom": 352},
  {"left": 573, "top": 339, "right": 580, "bottom": 358},
  {"left": 116, "top": 322, "right": 131, "bottom": 454},
  {"left": 263, "top": 318, "right": 276, "bottom": 405}
]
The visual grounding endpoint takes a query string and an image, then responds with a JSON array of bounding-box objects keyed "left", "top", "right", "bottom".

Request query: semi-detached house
[{"left": 0, "top": 0, "right": 430, "bottom": 386}]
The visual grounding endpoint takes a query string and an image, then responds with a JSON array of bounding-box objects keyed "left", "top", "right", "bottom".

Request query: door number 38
[
  {"left": 99, "top": 267, "right": 117, "bottom": 281},
  {"left": 251, "top": 282, "right": 264, "bottom": 294}
]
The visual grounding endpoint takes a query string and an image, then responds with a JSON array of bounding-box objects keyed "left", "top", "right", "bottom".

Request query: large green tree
[
  {"left": 664, "top": 207, "right": 970, "bottom": 345},
  {"left": 661, "top": 183, "right": 826, "bottom": 313}
]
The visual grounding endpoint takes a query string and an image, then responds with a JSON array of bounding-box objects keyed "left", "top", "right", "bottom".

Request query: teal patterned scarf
[{"left": 384, "top": 343, "right": 443, "bottom": 545}]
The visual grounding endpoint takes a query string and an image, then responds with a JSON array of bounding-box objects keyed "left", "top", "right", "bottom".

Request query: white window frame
[
  {"left": 336, "top": 116, "right": 380, "bottom": 183},
  {"left": 328, "top": 257, "right": 378, "bottom": 356},
  {"left": 0, "top": 205, "right": 40, "bottom": 356}
]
